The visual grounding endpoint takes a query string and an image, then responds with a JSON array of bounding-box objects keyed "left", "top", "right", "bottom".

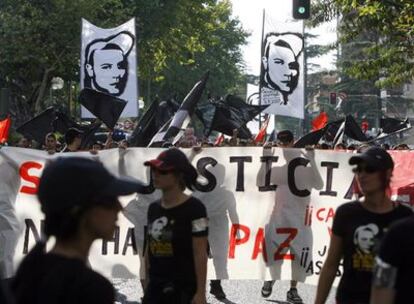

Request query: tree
[
  {"left": 132, "top": 0, "right": 248, "bottom": 102},
  {"left": 311, "top": 0, "right": 414, "bottom": 88},
  {"left": 0, "top": 0, "right": 130, "bottom": 124},
  {"left": 0, "top": 0, "right": 248, "bottom": 125}
]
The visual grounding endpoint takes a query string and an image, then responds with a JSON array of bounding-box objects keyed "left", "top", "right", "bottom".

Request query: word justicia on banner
[{"left": 0, "top": 147, "right": 413, "bottom": 285}]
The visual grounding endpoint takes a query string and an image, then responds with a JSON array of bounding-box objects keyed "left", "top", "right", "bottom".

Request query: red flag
[
  {"left": 311, "top": 111, "right": 328, "bottom": 131},
  {"left": 214, "top": 133, "right": 225, "bottom": 146},
  {"left": 254, "top": 115, "right": 270, "bottom": 144},
  {"left": 361, "top": 120, "right": 369, "bottom": 133},
  {"left": 0, "top": 117, "right": 11, "bottom": 144}
]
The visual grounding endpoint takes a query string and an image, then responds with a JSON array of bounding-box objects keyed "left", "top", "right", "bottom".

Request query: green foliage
[
  {"left": 153, "top": 1, "right": 247, "bottom": 100},
  {"left": 131, "top": 0, "right": 247, "bottom": 102},
  {"left": 0, "top": 0, "right": 248, "bottom": 123},
  {"left": 0, "top": 0, "right": 130, "bottom": 122},
  {"left": 311, "top": 0, "right": 414, "bottom": 88}
]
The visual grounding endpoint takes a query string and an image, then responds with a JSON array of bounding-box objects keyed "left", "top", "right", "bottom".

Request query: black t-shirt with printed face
[
  {"left": 377, "top": 216, "right": 414, "bottom": 304},
  {"left": 147, "top": 197, "right": 208, "bottom": 288},
  {"left": 332, "top": 201, "right": 413, "bottom": 303}
]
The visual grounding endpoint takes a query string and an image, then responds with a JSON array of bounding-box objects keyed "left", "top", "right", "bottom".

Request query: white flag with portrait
[
  {"left": 260, "top": 10, "right": 304, "bottom": 119},
  {"left": 80, "top": 18, "right": 138, "bottom": 118}
]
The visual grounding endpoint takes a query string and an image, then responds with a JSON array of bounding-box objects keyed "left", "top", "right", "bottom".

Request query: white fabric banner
[
  {"left": 80, "top": 18, "right": 138, "bottom": 118},
  {"left": 260, "top": 10, "right": 304, "bottom": 119},
  {"left": 0, "top": 147, "right": 365, "bottom": 285}
]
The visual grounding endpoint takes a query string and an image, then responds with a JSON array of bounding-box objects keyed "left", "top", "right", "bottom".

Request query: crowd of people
[
  {"left": 7, "top": 122, "right": 412, "bottom": 154},
  {"left": 1, "top": 125, "right": 413, "bottom": 304}
]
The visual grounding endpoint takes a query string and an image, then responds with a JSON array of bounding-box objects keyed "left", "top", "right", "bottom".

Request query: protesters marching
[{"left": 1, "top": 1, "right": 414, "bottom": 303}]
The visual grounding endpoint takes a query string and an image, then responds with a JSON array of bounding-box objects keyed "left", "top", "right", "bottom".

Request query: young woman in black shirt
[
  {"left": 143, "top": 148, "right": 208, "bottom": 304},
  {"left": 315, "top": 147, "right": 413, "bottom": 304},
  {"left": 12, "top": 157, "right": 143, "bottom": 304}
]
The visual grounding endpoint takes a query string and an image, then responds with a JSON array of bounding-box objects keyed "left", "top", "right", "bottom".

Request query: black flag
[
  {"left": 79, "top": 88, "right": 127, "bottom": 129},
  {"left": 52, "top": 111, "right": 86, "bottom": 135},
  {"left": 149, "top": 72, "right": 209, "bottom": 146},
  {"left": 79, "top": 121, "right": 103, "bottom": 150},
  {"left": 343, "top": 115, "right": 368, "bottom": 142},
  {"left": 128, "top": 99, "right": 159, "bottom": 147},
  {"left": 202, "top": 95, "right": 268, "bottom": 139},
  {"left": 294, "top": 128, "right": 326, "bottom": 148},
  {"left": 295, "top": 115, "right": 368, "bottom": 147},
  {"left": 380, "top": 117, "right": 410, "bottom": 134},
  {"left": 16, "top": 107, "right": 56, "bottom": 143}
]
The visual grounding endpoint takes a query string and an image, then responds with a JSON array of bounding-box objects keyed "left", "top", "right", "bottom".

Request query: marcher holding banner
[
  {"left": 315, "top": 147, "right": 413, "bottom": 304},
  {"left": 12, "top": 157, "right": 144, "bottom": 304},
  {"left": 261, "top": 133, "right": 324, "bottom": 304},
  {"left": 143, "top": 148, "right": 208, "bottom": 304}
]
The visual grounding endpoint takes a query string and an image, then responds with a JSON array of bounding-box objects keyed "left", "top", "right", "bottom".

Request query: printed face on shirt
[
  {"left": 354, "top": 223, "right": 379, "bottom": 254},
  {"left": 148, "top": 216, "right": 173, "bottom": 256},
  {"left": 149, "top": 217, "right": 168, "bottom": 241}
]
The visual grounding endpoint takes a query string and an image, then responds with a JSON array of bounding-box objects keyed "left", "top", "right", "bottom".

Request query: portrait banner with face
[
  {"left": 260, "top": 12, "right": 304, "bottom": 119},
  {"left": 81, "top": 18, "right": 138, "bottom": 118}
]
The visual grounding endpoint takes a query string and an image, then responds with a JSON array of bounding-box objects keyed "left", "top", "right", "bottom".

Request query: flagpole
[
  {"left": 258, "top": 8, "right": 265, "bottom": 130},
  {"left": 302, "top": 20, "right": 307, "bottom": 137}
]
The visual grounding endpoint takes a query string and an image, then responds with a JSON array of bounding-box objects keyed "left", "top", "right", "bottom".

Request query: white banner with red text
[{"left": 1, "top": 147, "right": 413, "bottom": 285}]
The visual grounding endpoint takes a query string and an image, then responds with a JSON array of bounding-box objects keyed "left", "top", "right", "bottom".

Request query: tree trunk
[{"left": 34, "top": 67, "right": 54, "bottom": 113}]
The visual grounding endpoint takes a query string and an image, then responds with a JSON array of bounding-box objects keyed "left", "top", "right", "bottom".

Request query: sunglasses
[
  {"left": 152, "top": 167, "right": 175, "bottom": 175},
  {"left": 352, "top": 165, "right": 378, "bottom": 174}
]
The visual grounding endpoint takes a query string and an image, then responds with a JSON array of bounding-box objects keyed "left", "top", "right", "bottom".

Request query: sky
[{"left": 230, "top": 0, "right": 337, "bottom": 75}]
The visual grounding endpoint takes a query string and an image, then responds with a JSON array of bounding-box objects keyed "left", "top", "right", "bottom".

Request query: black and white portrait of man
[
  {"left": 261, "top": 32, "right": 304, "bottom": 105},
  {"left": 81, "top": 18, "right": 138, "bottom": 118},
  {"left": 83, "top": 31, "right": 134, "bottom": 97}
]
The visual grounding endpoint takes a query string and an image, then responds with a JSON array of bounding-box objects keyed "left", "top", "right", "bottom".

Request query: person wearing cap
[
  {"left": 315, "top": 147, "right": 413, "bottom": 304},
  {"left": 143, "top": 148, "right": 208, "bottom": 304},
  {"left": 12, "top": 157, "right": 143, "bottom": 304},
  {"left": 61, "top": 128, "right": 83, "bottom": 153},
  {"left": 83, "top": 31, "right": 134, "bottom": 96}
]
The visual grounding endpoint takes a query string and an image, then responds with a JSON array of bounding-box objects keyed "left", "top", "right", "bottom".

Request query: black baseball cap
[
  {"left": 38, "top": 157, "right": 144, "bottom": 215},
  {"left": 349, "top": 146, "right": 394, "bottom": 171},
  {"left": 144, "top": 148, "right": 198, "bottom": 186},
  {"left": 277, "top": 130, "right": 294, "bottom": 143}
]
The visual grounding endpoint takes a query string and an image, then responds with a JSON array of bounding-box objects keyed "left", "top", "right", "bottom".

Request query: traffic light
[
  {"left": 293, "top": 0, "right": 310, "bottom": 19},
  {"left": 330, "top": 92, "right": 337, "bottom": 105}
]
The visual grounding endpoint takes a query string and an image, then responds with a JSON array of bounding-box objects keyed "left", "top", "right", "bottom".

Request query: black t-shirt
[
  {"left": 332, "top": 201, "right": 412, "bottom": 303},
  {"left": 12, "top": 252, "right": 114, "bottom": 304},
  {"left": 147, "top": 197, "right": 208, "bottom": 288},
  {"left": 377, "top": 215, "right": 414, "bottom": 304}
]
